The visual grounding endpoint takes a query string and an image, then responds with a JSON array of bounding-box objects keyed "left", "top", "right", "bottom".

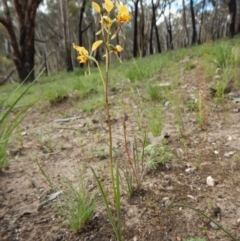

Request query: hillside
[{"left": 1, "top": 38, "right": 240, "bottom": 241}]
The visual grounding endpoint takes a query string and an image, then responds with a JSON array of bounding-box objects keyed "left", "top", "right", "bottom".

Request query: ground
[{"left": 1, "top": 58, "right": 240, "bottom": 241}]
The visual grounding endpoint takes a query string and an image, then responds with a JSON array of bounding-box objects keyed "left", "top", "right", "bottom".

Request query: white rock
[
  {"left": 206, "top": 176, "right": 215, "bottom": 187},
  {"left": 214, "top": 150, "right": 219, "bottom": 155},
  {"left": 210, "top": 222, "right": 219, "bottom": 230},
  {"left": 185, "top": 168, "right": 194, "bottom": 174},
  {"left": 224, "top": 151, "right": 236, "bottom": 158}
]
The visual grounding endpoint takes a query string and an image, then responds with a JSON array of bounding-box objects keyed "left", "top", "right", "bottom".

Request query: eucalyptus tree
[{"left": 0, "top": 0, "right": 43, "bottom": 82}]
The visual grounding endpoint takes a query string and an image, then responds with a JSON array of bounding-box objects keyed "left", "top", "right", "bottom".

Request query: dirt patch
[{"left": 1, "top": 64, "right": 240, "bottom": 241}]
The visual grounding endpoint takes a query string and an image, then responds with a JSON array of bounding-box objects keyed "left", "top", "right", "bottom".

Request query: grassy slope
[{"left": 0, "top": 37, "right": 239, "bottom": 113}]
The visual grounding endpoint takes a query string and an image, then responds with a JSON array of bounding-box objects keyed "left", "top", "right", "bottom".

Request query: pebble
[
  {"left": 185, "top": 167, "right": 194, "bottom": 174},
  {"left": 224, "top": 151, "right": 236, "bottom": 158},
  {"left": 162, "top": 197, "right": 172, "bottom": 207},
  {"left": 210, "top": 222, "right": 219, "bottom": 230},
  {"left": 206, "top": 176, "right": 215, "bottom": 187},
  {"left": 164, "top": 175, "right": 171, "bottom": 180}
]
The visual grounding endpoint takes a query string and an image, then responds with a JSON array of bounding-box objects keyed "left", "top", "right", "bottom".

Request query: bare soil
[{"left": 1, "top": 62, "right": 240, "bottom": 241}]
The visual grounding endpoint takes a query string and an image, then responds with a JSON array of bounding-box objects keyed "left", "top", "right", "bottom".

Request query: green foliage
[
  {"left": 148, "top": 106, "right": 163, "bottom": 137},
  {"left": 0, "top": 71, "right": 42, "bottom": 169},
  {"left": 186, "top": 99, "right": 197, "bottom": 112},
  {"left": 145, "top": 144, "right": 174, "bottom": 170},
  {"left": 212, "top": 44, "right": 232, "bottom": 68},
  {"left": 59, "top": 175, "right": 98, "bottom": 233},
  {"left": 147, "top": 84, "right": 162, "bottom": 101}
]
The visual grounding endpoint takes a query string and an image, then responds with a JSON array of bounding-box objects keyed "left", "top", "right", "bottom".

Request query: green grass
[{"left": 59, "top": 175, "right": 98, "bottom": 233}]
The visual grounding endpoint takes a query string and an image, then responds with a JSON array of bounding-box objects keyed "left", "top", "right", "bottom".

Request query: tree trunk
[
  {"left": 133, "top": 0, "right": 139, "bottom": 57},
  {"left": 78, "top": 0, "right": 87, "bottom": 47},
  {"left": 139, "top": 0, "right": 147, "bottom": 57},
  {"left": 228, "top": 0, "right": 237, "bottom": 38},
  {"left": 198, "top": 0, "right": 206, "bottom": 44},
  {"left": 182, "top": 0, "right": 189, "bottom": 47},
  {"left": 0, "top": 0, "right": 42, "bottom": 82},
  {"left": 168, "top": 1, "right": 173, "bottom": 50},
  {"left": 149, "top": 0, "right": 155, "bottom": 55},
  {"left": 60, "top": 0, "right": 73, "bottom": 72},
  {"left": 190, "top": 0, "right": 197, "bottom": 45}
]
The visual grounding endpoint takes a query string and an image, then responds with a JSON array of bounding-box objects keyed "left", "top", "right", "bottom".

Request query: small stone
[
  {"left": 0, "top": 215, "right": 4, "bottom": 220},
  {"left": 214, "top": 150, "right": 219, "bottom": 155},
  {"left": 237, "top": 218, "right": 240, "bottom": 223},
  {"left": 164, "top": 101, "right": 170, "bottom": 107},
  {"left": 185, "top": 168, "right": 194, "bottom": 174},
  {"left": 162, "top": 197, "right": 170, "bottom": 202},
  {"left": 210, "top": 222, "right": 219, "bottom": 230},
  {"left": 162, "top": 197, "right": 171, "bottom": 207},
  {"left": 224, "top": 151, "right": 236, "bottom": 158},
  {"left": 164, "top": 175, "right": 171, "bottom": 180},
  {"left": 165, "top": 199, "right": 172, "bottom": 207},
  {"left": 206, "top": 176, "right": 215, "bottom": 187}
]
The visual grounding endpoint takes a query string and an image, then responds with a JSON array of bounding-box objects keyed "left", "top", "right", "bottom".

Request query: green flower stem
[{"left": 105, "top": 25, "right": 116, "bottom": 204}]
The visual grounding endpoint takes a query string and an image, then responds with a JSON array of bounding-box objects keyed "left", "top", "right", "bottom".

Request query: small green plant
[
  {"left": 145, "top": 143, "right": 174, "bottom": 170},
  {"left": 183, "top": 238, "right": 206, "bottom": 241},
  {"left": 126, "top": 59, "right": 148, "bottom": 81},
  {"left": 0, "top": 70, "right": 43, "bottom": 169},
  {"left": 212, "top": 44, "right": 232, "bottom": 68},
  {"left": 147, "top": 84, "right": 161, "bottom": 101},
  {"left": 196, "top": 92, "right": 205, "bottom": 128},
  {"left": 59, "top": 175, "right": 98, "bottom": 233},
  {"left": 37, "top": 129, "right": 54, "bottom": 153},
  {"left": 186, "top": 99, "right": 197, "bottom": 112},
  {"left": 170, "top": 92, "right": 184, "bottom": 136},
  {"left": 148, "top": 106, "right": 163, "bottom": 137},
  {"left": 122, "top": 122, "right": 147, "bottom": 193}
]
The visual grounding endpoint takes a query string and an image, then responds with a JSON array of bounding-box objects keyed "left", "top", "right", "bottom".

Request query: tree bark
[
  {"left": 167, "top": 0, "right": 173, "bottom": 50},
  {"left": 198, "top": 0, "right": 206, "bottom": 44},
  {"left": 0, "top": 0, "right": 42, "bottom": 82},
  {"left": 78, "top": 0, "right": 87, "bottom": 47},
  {"left": 228, "top": 0, "right": 237, "bottom": 38},
  {"left": 182, "top": 0, "right": 189, "bottom": 47},
  {"left": 133, "top": 0, "right": 139, "bottom": 57},
  {"left": 190, "top": 0, "right": 197, "bottom": 45},
  {"left": 60, "top": 0, "right": 73, "bottom": 72}
]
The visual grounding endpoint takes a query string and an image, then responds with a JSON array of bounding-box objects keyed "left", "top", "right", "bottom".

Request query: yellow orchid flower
[
  {"left": 116, "top": 3, "right": 131, "bottom": 24},
  {"left": 102, "top": 16, "right": 112, "bottom": 28},
  {"left": 73, "top": 43, "right": 89, "bottom": 64},
  {"left": 73, "top": 43, "right": 88, "bottom": 56},
  {"left": 92, "top": 40, "right": 103, "bottom": 52},
  {"left": 104, "top": 0, "right": 114, "bottom": 13},
  {"left": 113, "top": 45, "right": 123, "bottom": 54},
  {"left": 92, "top": 2, "right": 101, "bottom": 13},
  {"left": 77, "top": 55, "right": 88, "bottom": 64}
]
